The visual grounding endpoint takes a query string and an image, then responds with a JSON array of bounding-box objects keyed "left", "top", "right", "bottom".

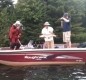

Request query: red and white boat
[{"left": 0, "top": 48, "right": 86, "bottom": 66}]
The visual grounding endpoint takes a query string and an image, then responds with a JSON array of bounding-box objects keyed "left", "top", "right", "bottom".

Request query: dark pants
[{"left": 10, "top": 42, "right": 20, "bottom": 50}]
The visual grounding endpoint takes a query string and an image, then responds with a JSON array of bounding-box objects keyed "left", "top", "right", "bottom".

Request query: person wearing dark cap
[
  {"left": 9, "top": 21, "right": 22, "bottom": 50},
  {"left": 40, "top": 21, "right": 56, "bottom": 49},
  {"left": 60, "top": 13, "right": 71, "bottom": 48}
]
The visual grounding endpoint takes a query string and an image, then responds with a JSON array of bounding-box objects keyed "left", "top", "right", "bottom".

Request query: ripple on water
[{"left": 0, "top": 65, "right": 86, "bottom": 80}]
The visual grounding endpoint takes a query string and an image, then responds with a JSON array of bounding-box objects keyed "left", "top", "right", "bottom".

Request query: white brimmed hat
[
  {"left": 13, "top": 20, "right": 21, "bottom": 26},
  {"left": 15, "top": 21, "right": 21, "bottom": 25},
  {"left": 44, "top": 22, "right": 50, "bottom": 25}
]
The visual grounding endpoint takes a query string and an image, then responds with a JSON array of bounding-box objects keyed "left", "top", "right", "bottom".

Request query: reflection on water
[{"left": 0, "top": 65, "right": 86, "bottom": 80}]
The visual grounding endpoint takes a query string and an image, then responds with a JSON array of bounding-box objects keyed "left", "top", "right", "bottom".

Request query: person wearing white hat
[
  {"left": 9, "top": 20, "right": 22, "bottom": 50},
  {"left": 40, "top": 21, "right": 55, "bottom": 49}
]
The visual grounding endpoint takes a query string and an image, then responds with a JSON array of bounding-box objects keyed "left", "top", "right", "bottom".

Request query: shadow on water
[{"left": 0, "top": 65, "right": 86, "bottom": 80}]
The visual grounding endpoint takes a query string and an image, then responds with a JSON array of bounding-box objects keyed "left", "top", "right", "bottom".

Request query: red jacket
[{"left": 9, "top": 25, "right": 21, "bottom": 43}]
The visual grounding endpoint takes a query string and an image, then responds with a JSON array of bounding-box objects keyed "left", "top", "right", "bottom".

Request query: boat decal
[
  {"left": 56, "top": 55, "right": 83, "bottom": 59},
  {"left": 24, "top": 54, "right": 83, "bottom": 61},
  {"left": 24, "top": 55, "right": 49, "bottom": 60}
]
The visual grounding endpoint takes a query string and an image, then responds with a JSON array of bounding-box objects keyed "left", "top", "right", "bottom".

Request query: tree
[
  {"left": 15, "top": 0, "right": 47, "bottom": 44},
  {"left": 0, "top": 0, "right": 15, "bottom": 46},
  {"left": 0, "top": 0, "right": 86, "bottom": 46},
  {"left": 15, "top": 0, "right": 86, "bottom": 44}
]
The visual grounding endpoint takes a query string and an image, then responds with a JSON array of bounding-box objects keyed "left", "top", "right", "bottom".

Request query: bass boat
[{"left": 0, "top": 48, "right": 86, "bottom": 66}]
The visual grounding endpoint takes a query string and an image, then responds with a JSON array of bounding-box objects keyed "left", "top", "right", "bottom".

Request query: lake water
[{"left": 0, "top": 65, "right": 86, "bottom": 80}]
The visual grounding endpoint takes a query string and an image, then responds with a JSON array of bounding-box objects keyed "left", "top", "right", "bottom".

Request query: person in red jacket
[{"left": 9, "top": 21, "right": 22, "bottom": 50}]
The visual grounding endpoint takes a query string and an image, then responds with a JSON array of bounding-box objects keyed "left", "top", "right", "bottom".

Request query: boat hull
[{"left": 0, "top": 48, "right": 86, "bottom": 66}]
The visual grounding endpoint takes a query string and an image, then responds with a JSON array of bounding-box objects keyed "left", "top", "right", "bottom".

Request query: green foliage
[
  {"left": 15, "top": 0, "right": 47, "bottom": 44},
  {"left": 0, "top": 0, "right": 86, "bottom": 46},
  {"left": 72, "top": 33, "right": 86, "bottom": 43},
  {"left": 0, "top": 0, "right": 16, "bottom": 46}
]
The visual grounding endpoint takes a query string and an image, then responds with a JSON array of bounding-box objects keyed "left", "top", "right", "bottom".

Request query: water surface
[{"left": 0, "top": 65, "right": 86, "bottom": 80}]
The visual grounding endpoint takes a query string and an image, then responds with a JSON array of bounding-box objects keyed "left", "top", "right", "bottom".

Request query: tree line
[{"left": 0, "top": 0, "right": 86, "bottom": 46}]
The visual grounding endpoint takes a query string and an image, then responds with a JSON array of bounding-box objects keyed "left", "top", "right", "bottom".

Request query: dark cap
[{"left": 63, "top": 13, "right": 69, "bottom": 17}]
